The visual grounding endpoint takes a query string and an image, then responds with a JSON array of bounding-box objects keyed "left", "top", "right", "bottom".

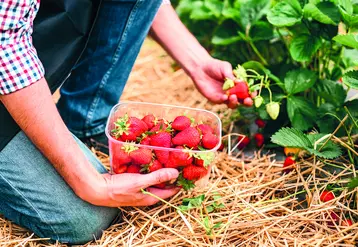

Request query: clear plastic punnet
[{"left": 105, "top": 101, "right": 222, "bottom": 189}]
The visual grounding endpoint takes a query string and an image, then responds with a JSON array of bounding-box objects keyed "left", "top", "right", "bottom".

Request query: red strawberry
[
  {"left": 153, "top": 182, "right": 167, "bottom": 189},
  {"left": 150, "top": 132, "right": 171, "bottom": 147},
  {"left": 150, "top": 119, "right": 169, "bottom": 133},
  {"left": 255, "top": 119, "right": 266, "bottom": 128},
  {"left": 320, "top": 190, "right": 335, "bottom": 202},
  {"left": 140, "top": 136, "right": 151, "bottom": 145},
  {"left": 129, "top": 148, "right": 152, "bottom": 165},
  {"left": 341, "top": 219, "right": 353, "bottom": 227},
  {"left": 195, "top": 158, "right": 205, "bottom": 167},
  {"left": 183, "top": 165, "right": 208, "bottom": 181},
  {"left": 283, "top": 156, "right": 295, "bottom": 173},
  {"left": 142, "top": 114, "right": 155, "bottom": 129},
  {"left": 112, "top": 164, "right": 127, "bottom": 174},
  {"left": 197, "top": 124, "right": 213, "bottom": 135},
  {"left": 238, "top": 136, "right": 250, "bottom": 149},
  {"left": 148, "top": 159, "right": 163, "bottom": 172},
  {"left": 172, "top": 127, "right": 200, "bottom": 148},
  {"left": 327, "top": 211, "right": 339, "bottom": 227},
  {"left": 127, "top": 164, "right": 141, "bottom": 173},
  {"left": 112, "top": 114, "right": 148, "bottom": 142},
  {"left": 154, "top": 150, "right": 170, "bottom": 164},
  {"left": 169, "top": 146, "right": 193, "bottom": 166},
  {"left": 202, "top": 133, "right": 219, "bottom": 149},
  {"left": 164, "top": 155, "right": 180, "bottom": 168},
  {"left": 243, "top": 97, "right": 253, "bottom": 106},
  {"left": 255, "top": 133, "right": 264, "bottom": 147},
  {"left": 112, "top": 148, "right": 131, "bottom": 166},
  {"left": 172, "top": 116, "right": 191, "bottom": 131},
  {"left": 226, "top": 81, "right": 250, "bottom": 101}
]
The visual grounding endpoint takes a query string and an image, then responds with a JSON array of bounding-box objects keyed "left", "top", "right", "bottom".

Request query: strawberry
[
  {"left": 172, "top": 116, "right": 191, "bottom": 131},
  {"left": 226, "top": 81, "right": 250, "bottom": 101},
  {"left": 266, "top": 102, "right": 280, "bottom": 120},
  {"left": 129, "top": 148, "right": 152, "bottom": 165},
  {"left": 150, "top": 119, "right": 169, "bottom": 133},
  {"left": 254, "top": 133, "right": 264, "bottom": 148},
  {"left": 172, "top": 127, "right": 200, "bottom": 148},
  {"left": 170, "top": 146, "right": 193, "bottom": 167},
  {"left": 320, "top": 190, "right": 335, "bottom": 202},
  {"left": 142, "top": 114, "right": 155, "bottom": 129},
  {"left": 112, "top": 114, "right": 148, "bottom": 142},
  {"left": 255, "top": 119, "right": 266, "bottom": 128},
  {"left": 112, "top": 148, "right": 131, "bottom": 166},
  {"left": 243, "top": 97, "right": 253, "bottom": 106},
  {"left": 112, "top": 163, "right": 127, "bottom": 174},
  {"left": 127, "top": 164, "right": 141, "bottom": 173},
  {"left": 197, "top": 124, "right": 213, "bottom": 135},
  {"left": 150, "top": 132, "right": 171, "bottom": 147},
  {"left": 283, "top": 156, "right": 295, "bottom": 173},
  {"left": 254, "top": 96, "right": 264, "bottom": 108},
  {"left": 202, "top": 133, "right": 219, "bottom": 149},
  {"left": 140, "top": 136, "right": 151, "bottom": 145},
  {"left": 164, "top": 155, "right": 180, "bottom": 168},
  {"left": 153, "top": 182, "right": 167, "bottom": 189},
  {"left": 183, "top": 165, "right": 208, "bottom": 181},
  {"left": 327, "top": 211, "right": 340, "bottom": 227},
  {"left": 341, "top": 219, "right": 353, "bottom": 227},
  {"left": 148, "top": 159, "right": 163, "bottom": 172},
  {"left": 238, "top": 136, "right": 250, "bottom": 149},
  {"left": 154, "top": 150, "right": 170, "bottom": 164},
  {"left": 195, "top": 158, "right": 204, "bottom": 167}
]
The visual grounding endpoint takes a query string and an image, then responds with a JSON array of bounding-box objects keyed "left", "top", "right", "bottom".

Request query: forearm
[
  {"left": 0, "top": 79, "right": 104, "bottom": 203},
  {"left": 150, "top": 5, "right": 211, "bottom": 77}
]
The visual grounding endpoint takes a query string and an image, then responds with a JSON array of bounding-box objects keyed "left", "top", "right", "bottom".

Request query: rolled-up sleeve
[
  {"left": 0, "top": 0, "right": 44, "bottom": 95},
  {"left": 162, "top": 0, "right": 171, "bottom": 5}
]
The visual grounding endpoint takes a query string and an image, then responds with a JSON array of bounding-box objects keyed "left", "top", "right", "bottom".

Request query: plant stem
[{"left": 248, "top": 40, "right": 268, "bottom": 66}]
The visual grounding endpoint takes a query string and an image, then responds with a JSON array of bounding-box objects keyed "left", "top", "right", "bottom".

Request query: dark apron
[{"left": 0, "top": 0, "right": 101, "bottom": 151}]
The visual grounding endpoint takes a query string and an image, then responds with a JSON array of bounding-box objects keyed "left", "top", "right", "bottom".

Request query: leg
[
  {"left": 0, "top": 131, "right": 120, "bottom": 244},
  {"left": 57, "top": 0, "right": 163, "bottom": 138}
]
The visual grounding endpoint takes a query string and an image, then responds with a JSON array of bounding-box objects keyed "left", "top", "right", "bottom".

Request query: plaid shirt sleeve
[{"left": 0, "top": 0, "right": 45, "bottom": 95}]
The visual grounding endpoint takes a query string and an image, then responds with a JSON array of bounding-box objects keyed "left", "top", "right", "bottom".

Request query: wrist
[{"left": 183, "top": 52, "right": 212, "bottom": 79}]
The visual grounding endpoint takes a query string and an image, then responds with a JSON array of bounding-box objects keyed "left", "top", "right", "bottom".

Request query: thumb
[
  {"left": 220, "top": 61, "right": 234, "bottom": 80},
  {"left": 140, "top": 168, "right": 179, "bottom": 188}
]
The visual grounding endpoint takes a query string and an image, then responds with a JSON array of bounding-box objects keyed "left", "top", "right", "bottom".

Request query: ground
[{"left": 1, "top": 39, "right": 357, "bottom": 247}]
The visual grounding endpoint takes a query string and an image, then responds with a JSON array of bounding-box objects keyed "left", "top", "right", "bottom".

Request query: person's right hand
[{"left": 94, "top": 168, "right": 180, "bottom": 207}]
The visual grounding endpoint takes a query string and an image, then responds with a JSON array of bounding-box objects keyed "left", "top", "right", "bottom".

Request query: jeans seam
[
  {"left": 83, "top": 0, "right": 142, "bottom": 137},
  {"left": 0, "top": 172, "right": 60, "bottom": 240}
]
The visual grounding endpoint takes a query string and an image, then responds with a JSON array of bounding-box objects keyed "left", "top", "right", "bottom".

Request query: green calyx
[
  {"left": 223, "top": 78, "right": 235, "bottom": 90},
  {"left": 121, "top": 142, "right": 138, "bottom": 153},
  {"left": 233, "top": 64, "right": 247, "bottom": 81},
  {"left": 112, "top": 114, "right": 130, "bottom": 138}
]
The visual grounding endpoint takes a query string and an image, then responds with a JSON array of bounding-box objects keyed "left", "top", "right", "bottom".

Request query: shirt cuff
[{"left": 0, "top": 37, "right": 45, "bottom": 95}]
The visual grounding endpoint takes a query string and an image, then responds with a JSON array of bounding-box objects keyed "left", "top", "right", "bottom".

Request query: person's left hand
[{"left": 189, "top": 58, "right": 254, "bottom": 109}]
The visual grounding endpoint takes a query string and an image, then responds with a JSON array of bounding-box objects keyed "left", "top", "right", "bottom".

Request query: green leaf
[
  {"left": 222, "top": 7, "right": 241, "bottom": 25},
  {"left": 338, "top": 0, "right": 353, "bottom": 15},
  {"left": 267, "top": 0, "right": 303, "bottom": 27},
  {"left": 290, "top": 34, "right": 322, "bottom": 62},
  {"left": 240, "top": 0, "right": 271, "bottom": 27},
  {"left": 344, "top": 99, "right": 358, "bottom": 117},
  {"left": 347, "top": 177, "right": 358, "bottom": 189},
  {"left": 287, "top": 96, "right": 317, "bottom": 130},
  {"left": 339, "top": 6, "right": 358, "bottom": 28},
  {"left": 249, "top": 21, "right": 274, "bottom": 41},
  {"left": 204, "top": 0, "right": 224, "bottom": 18},
  {"left": 179, "top": 194, "right": 205, "bottom": 211},
  {"left": 316, "top": 103, "right": 340, "bottom": 133},
  {"left": 333, "top": 34, "right": 358, "bottom": 49},
  {"left": 303, "top": 2, "right": 340, "bottom": 25},
  {"left": 342, "top": 70, "right": 358, "bottom": 89},
  {"left": 212, "top": 20, "right": 242, "bottom": 45},
  {"left": 284, "top": 68, "right": 317, "bottom": 95},
  {"left": 177, "top": 174, "right": 195, "bottom": 191},
  {"left": 271, "top": 127, "right": 312, "bottom": 149},
  {"left": 315, "top": 79, "right": 347, "bottom": 107},
  {"left": 190, "top": 3, "right": 216, "bottom": 20},
  {"left": 306, "top": 134, "right": 342, "bottom": 159}
]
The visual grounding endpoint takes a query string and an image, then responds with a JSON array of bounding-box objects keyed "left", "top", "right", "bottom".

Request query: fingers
[
  {"left": 227, "top": 94, "right": 238, "bottom": 109},
  {"left": 220, "top": 61, "right": 235, "bottom": 80},
  {"left": 140, "top": 168, "right": 179, "bottom": 188},
  {"left": 142, "top": 187, "right": 181, "bottom": 205}
]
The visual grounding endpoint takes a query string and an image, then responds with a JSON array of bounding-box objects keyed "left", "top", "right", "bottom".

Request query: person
[{"left": 0, "top": 0, "right": 253, "bottom": 244}]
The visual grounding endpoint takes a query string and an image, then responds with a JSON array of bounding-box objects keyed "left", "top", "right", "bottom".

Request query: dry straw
[{"left": 1, "top": 40, "right": 357, "bottom": 247}]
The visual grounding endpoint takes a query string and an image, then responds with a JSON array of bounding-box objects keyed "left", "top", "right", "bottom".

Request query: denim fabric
[
  {"left": 0, "top": 131, "right": 120, "bottom": 244},
  {"left": 57, "top": 0, "right": 163, "bottom": 138}
]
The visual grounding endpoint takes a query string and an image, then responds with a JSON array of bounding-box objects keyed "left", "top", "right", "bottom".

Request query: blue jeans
[
  {"left": 0, "top": 0, "right": 162, "bottom": 244},
  {"left": 57, "top": 0, "right": 163, "bottom": 138}
]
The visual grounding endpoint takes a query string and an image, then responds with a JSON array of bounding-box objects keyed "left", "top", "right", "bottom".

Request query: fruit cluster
[{"left": 110, "top": 114, "right": 220, "bottom": 190}]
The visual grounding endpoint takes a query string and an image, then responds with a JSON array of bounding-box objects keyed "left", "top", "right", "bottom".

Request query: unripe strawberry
[
  {"left": 243, "top": 97, "right": 253, "bottom": 106},
  {"left": 266, "top": 102, "right": 280, "bottom": 120},
  {"left": 254, "top": 96, "right": 264, "bottom": 108}
]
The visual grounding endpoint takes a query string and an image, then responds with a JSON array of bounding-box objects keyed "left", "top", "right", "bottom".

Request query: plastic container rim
[{"left": 105, "top": 101, "right": 222, "bottom": 153}]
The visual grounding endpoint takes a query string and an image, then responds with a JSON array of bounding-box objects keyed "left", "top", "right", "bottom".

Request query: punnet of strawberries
[{"left": 109, "top": 113, "right": 220, "bottom": 190}]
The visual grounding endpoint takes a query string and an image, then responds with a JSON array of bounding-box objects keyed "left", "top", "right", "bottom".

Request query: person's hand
[
  {"left": 94, "top": 168, "right": 180, "bottom": 207},
  {"left": 189, "top": 58, "right": 255, "bottom": 109}
]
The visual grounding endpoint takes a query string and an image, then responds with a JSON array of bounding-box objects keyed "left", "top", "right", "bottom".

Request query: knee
[{"left": 46, "top": 207, "right": 120, "bottom": 245}]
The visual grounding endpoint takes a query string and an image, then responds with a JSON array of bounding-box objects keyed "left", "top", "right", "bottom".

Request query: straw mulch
[{"left": 1, "top": 39, "right": 357, "bottom": 247}]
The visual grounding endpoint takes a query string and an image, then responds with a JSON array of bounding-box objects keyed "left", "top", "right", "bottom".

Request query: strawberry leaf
[
  {"left": 347, "top": 177, "right": 358, "bottom": 190},
  {"left": 306, "top": 134, "right": 342, "bottom": 159},
  {"left": 271, "top": 127, "right": 312, "bottom": 149},
  {"left": 177, "top": 174, "right": 195, "bottom": 191}
]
